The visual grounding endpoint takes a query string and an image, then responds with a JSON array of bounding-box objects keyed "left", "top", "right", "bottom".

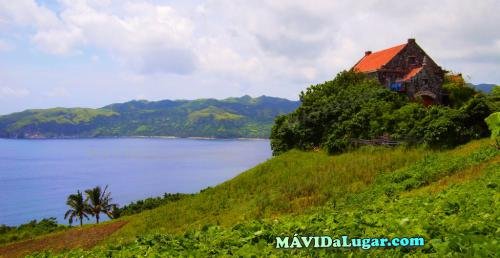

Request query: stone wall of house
[
  {"left": 377, "top": 39, "right": 444, "bottom": 104},
  {"left": 405, "top": 66, "right": 443, "bottom": 104}
]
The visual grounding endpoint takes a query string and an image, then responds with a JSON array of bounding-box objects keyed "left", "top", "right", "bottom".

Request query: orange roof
[
  {"left": 353, "top": 43, "right": 407, "bottom": 72},
  {"left": 403, "top": 67, "right": 422, "bottom": 81}
]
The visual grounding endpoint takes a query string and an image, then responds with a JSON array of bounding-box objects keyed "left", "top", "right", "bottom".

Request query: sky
[{"left": 0, "top": 0, "right": 499, "bottom": 115}]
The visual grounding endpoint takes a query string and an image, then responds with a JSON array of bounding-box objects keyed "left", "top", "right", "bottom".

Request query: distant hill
[
  {"left": 469, "top": 83, "right": 498, "bottom": 93},
  {"left": 0, "top": 95, "right": 300, "bottom": 139}
]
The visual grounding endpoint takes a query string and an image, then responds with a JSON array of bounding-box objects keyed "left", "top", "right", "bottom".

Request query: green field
[{"left": 25, "top": 138, "right": 498, "bottom": 257}]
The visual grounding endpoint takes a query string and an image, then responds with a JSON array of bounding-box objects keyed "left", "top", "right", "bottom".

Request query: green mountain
[
  {"left": 0, "top": 95, "right": 299, "bottom": 139},
  {"left": 469, "top": 83, "right": 498, "bottom": 93}
]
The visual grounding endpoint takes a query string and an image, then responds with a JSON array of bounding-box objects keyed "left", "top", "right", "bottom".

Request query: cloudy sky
[{"left": 0, "top": 0, "right": 498, "bottom": 114}]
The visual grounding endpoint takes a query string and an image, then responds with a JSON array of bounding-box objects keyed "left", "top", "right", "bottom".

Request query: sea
[{"left": 0, "top": 138, "right": 271, "bottom": 226}]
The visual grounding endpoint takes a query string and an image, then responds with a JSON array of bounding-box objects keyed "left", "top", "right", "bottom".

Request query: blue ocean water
[{"left": 0, "top": 138, "right": 271, "bottom": 226}]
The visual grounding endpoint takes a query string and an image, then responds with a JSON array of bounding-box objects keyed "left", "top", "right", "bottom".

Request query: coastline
[{"left": 0, "top": 138, "right": 272, "bottom": 226}]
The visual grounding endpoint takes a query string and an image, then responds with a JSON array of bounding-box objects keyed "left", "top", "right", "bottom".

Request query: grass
[
  {"left": 106, "top": 144, "right": 429, "bottom": 244},
  {"left": 4, "top": 139, "right": 498, "bottom": 257},
  {"left": 402, "top": 155, "right": 499, "bottom": 196},
  {"left": 187, "top": 106, "right": 244, "bottom": 122},
  {"left": 0, "top": 218, "right": 66, "bottom": 246}
]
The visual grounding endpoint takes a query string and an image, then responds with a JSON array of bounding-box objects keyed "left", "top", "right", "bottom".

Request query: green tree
[
  {"left": 486, "top": 86, "right": 500, "bottom": 112},
  {"left": 271, "top": 70, "right": 492, "bottom": 155},
  {"left": 485, "top": 112, "right": 500, "bottom": 148},
  {"left": 442, "top": 74, "right": 478, "bottom": 107},
  {"left": 64, "top": 191, "right": 89, "bottom": 227},
  {"left": 271, "top": 70, "right": 406, "bottom": 154},
  {"left": 84, "top": 185, "right": 116, "bottom": 224}
]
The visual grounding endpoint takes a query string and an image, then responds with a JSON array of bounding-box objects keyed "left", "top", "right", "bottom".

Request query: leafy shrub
[
  {"left": 0, "top": 218, "right": 66, "bottom": 245},
  {"left": 485, "top": 112, "right": 500, "bottom": 148},
  {"left": 271, "top": 71, "right": 406, "bottom": 154},
  {"left": 485, "top": 85, "right": 500, "bottom": 111},
  {"left": 442, "top": 74, "right": 478, "bottom": 107},
  {"left": 271, "top": 71, "right": 492, "bottom": 154},
  {"left": 117, "top": 193, "right": 191, "bottom": 217},
  {"left": 485, "top": 112, "right": 500, "bottom": 138}
]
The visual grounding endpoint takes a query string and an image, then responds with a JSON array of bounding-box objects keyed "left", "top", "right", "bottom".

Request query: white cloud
[
  {"left": 44, "top": 87, "right": 70, "bottom": 98},
  {"left": 197, "top": 37, "right": 260, "bottom": 76},
  {"left": 213, "top": 0, "right": 500, "bottom": 84},
  {"left": 90, "top": 54, "right": 100, "bottom": 62},
  {"left": 0, "top": 38, "right": 12, "bottom": 51},
  {"left": 0, "top": 0, "right": 197, "bottom": 73},
  {"left": 2, "top": 0, "right": 499, "bottom": 79},
  {"left": 56, "top": 1, "right": 196, "bottom": 74},
  {"left": 32, "top": 25, "right": 84, "bottom": 54},
  {"left": 0, "top": 0, "right": 498, "bottom": 114},
  {"left": 0, "top": 0, "right": 59, "bottom": 27},
  {"left": 0, "top": 86, "right": 30, "bottom": 98}
]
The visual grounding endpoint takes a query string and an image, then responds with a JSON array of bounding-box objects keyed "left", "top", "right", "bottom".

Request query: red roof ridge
[{"left": 353, "top": 43, "right": 407, "bottom": 73}]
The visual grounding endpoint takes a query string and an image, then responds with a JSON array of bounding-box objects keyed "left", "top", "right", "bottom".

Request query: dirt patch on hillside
[{"left": 0, "top": 220, "right": 127, "bottom": 258}]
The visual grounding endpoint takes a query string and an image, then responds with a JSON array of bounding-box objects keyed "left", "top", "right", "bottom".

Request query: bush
[
  {"left": 485, "top": 112, "right": 500, "bottom": 148},
  {"left": 442, "top": 74, "right": 478, "bottom": 107},
  {"left": 118, "top": 193, "right": 191, "bottom": 217},
  {"left": 0, "top": 218, "right": 65, "bottom": 245},
  {"left": 270, "top": 71, "right": 406, "bottom": 154},
  {"left": 485, "top": 86, "right": 500, "bottom": 112},
  {"left": 271, "top": 71, "right": 492, "bottom": 155}
]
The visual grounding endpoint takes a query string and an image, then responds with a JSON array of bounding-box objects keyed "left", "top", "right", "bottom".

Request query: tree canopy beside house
[{"left": 271, "top": 71, "right": 496, "bottom": 155}]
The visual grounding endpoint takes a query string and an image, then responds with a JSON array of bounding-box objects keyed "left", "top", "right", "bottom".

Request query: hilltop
[
  {"left": 1, "top": 139, "right": 497, "bottom": 257},
  {"left": 0, "top": 95, "right": 299, "bottom": 139}
]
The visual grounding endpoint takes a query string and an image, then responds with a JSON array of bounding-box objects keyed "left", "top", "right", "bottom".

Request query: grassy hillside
[
  {"left": 108, "top": 144, "right": 429, "bottom": 242},
  {"left": 0, "top": 95, "right": 299, "bottom": 139},
  {"left": 21, "top": 139, "right": 498, "bottom": 257}
]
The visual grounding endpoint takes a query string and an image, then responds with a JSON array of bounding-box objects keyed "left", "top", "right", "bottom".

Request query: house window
[
  {"left": 408, "top": 56, "right": 416, "bottom": 64},
  {"left": 422, "top": 79, "right": 429, "bottom": 85}
]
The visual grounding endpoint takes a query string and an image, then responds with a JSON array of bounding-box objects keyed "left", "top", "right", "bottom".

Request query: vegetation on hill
[
  {"left": 2, "top": 72, "right": 498, "bottom": 257},
  {"left": 486, "top": 111, "right": 500, "bottom": 147},
  {"left": 271, "top": 71, "right": 495, "bottom": 154},
  {"left": 486, "top": 85, "right": 500, "bottom": 112},
  {"left": 0, "top": 194, "right": 189, "bottom": 248},
  {"left": 27, "top": 139, "right": 499, "bottom": 257},
  {"left": 0, "top": 96, "right": 299, "bottom": 139},
  {"left": 0, "top": 218, "right": 66, "bottom": 245},
  {"left": 115, "top": 193, "right": 191, "bottom": 217}
]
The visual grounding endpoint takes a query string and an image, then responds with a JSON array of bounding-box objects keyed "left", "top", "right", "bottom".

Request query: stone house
[{"left": 352, "top": 39, "right": 445, "bottom": 105}]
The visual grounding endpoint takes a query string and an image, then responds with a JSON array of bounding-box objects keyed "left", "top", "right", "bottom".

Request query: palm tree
[
  {"left": 85, "top": 185, "right": 116, "bottom": 224},
  {"left": 64, "top": 190, "right": 89, "bottom": 227}
]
